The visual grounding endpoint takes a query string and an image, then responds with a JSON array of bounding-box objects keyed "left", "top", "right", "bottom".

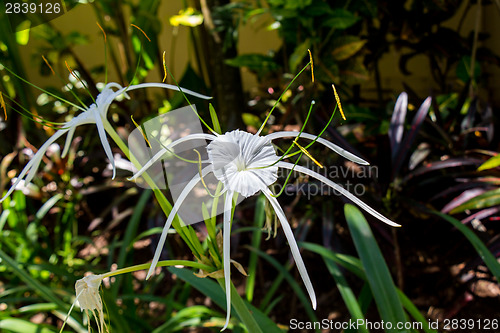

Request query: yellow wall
[{"left": 16, "top": 1, "right": 500, "bottom": 105}]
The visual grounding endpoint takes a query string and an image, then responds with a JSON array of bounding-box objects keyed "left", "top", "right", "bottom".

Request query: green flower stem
[
  {"left": 217, "top": 279, "right": 263, "bottom": 333},
  {"left": 103, "top": 260, "right": 214, "bottom": 278},
  {"left": 103, "top": 120, "right": 204, "bottom": 259}
]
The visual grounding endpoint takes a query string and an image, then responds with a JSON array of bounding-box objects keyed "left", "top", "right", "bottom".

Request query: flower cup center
[{"left": 206, "top": 130, "right": 279, "bottom": 197}]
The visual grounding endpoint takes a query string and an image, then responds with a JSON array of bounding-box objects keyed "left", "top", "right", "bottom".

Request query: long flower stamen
[
  {"left": 279, "top": 162, "right": 400, "bottom": 227},
  {"left": 193, "top": 148, "right": 224, "bottom": 198},
  {"left": 332, "top": 83, "right": 346, "bottom": 121},
  {"left": 131, "top": 24, "right": 151, "bottom": 42},
  {"left": 162, "top": 51, "right": 168, "bottom": 83},
  {"left": 96, "top": 21, "right": 107, "bottom": 42},
  {"left": 131, "top": 115, "right": 151, "bottom": 147},
  {"left": 308, "top": 49, "right": 314, "bottom": 83},
  {"left": 257, "top": 61, "right": 312, "bottom": 135},
  {"left": 0, "top": 92, "right": 6, "bottom": 120},
  {"left": 41, "top": 55, "right": 55, "bottom": 76},
  {"left": 64, "top": 60, "right": 96, "bottom": 104},
  {"left": 293, "top": 139, "right": 324, "bottom": 168},
  {"left": 96, "top": 21, "right": 108, "bottom": 84}
]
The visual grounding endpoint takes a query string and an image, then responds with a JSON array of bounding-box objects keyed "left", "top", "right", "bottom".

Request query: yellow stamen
[
  {"left": 0, "top": 92, "right": 7, "bottom": 120},
  {"left": 96, "top": 22, "right": 107, "bottom": 42},
  {"left": 308, "top": 49, "right": 314, "bottom": 83},
  {"left": 41, "top": 55, "right": 55, "bottom": 76},
  {"left": 65, "top": 61, "right": 78, "bottom": 81},
  {"left": 162, "top": 51, "right": 167, "bottom": 83},
  {"left": 131, "top": 115, "right": 151, "bottom": 148},
  {"left": 293, "top": 139, "right": 323, "bottom": 168},
  {"left": 332, "top": 83, "right": 346, "bottom": 121},
  {"left": 130, "top": 24, "right": 151, "bottom": 42}
]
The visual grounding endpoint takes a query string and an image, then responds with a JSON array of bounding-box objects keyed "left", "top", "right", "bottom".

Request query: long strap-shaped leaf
[{"left": 344, "top": 204, "right": 408, "bottom": 333}]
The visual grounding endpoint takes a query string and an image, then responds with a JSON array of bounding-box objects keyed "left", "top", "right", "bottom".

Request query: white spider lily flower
[
  {"left": 74, "top": 274, "right": 107, "bottom": 333},
  {"left": 131, "top": 127, "right": 400, "bottom": 330},
  {"left": 0, "top": 82, "right": 209, "bottom": 203}
]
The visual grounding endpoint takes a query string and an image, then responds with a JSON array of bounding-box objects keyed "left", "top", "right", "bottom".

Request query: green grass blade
[
  {"left": 246, "top": 246, "right": 318, "bottom": 323},
  {"left": 168, "top": 267, "right": 283, "bottom": 333},
  {"left": 209, "top": 103, "right": 222, "bottom": 134},
  {"left": 245, "top": 195, "right": 265, "bottom": 302},
  {"left": 301, "top": 242, "right": 365, "bottom": 279},
  {"left": 0, "top": 248, "right": 69, "bottom": 312},
  {"left": 300, "top": 242, "right": 368, "bottom": 333},
  {"left": 344, "top": 204, "right": 408, "bottom": 332},
  {"left": 432, "top": 211, "right": 500, "bottom": 280},
  {"left": 0, "top": 318, "right": 58, "bottom": 333}
]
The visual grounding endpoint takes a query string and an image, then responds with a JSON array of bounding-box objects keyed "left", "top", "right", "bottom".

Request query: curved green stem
[
  {"left": 103, "top": 260, "right": 214, "bottom": 278},
  {"left": 104, "top": 120, "right": 204, "bottom": 259}
]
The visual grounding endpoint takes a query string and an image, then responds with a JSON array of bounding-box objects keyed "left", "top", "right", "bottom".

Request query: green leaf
[
  {"left": 478, "top": 154, "right": 500, "bottom": 171},
  {"left": 432, "top": 211, "right": 500, "bottom": 281},
  {"left": 0, "top": 318, "right": 56, "bottom": 333},
  {"left": 168, "top": 267, "right": 283, "bottom": 333},
  {"left": 209, "top": 103, "right": 222, "bottom": 134},
  {"left": 323, "top": 9, "right": 360, "bottom": 29},
  {"left": 332, "top": 36, "right": 367, "bottom": 61},
  {"left": 0, "top": 249, "right": 70, "bottom": 312},
  {"left": 344, "top": 205, "right": 408, "bottom": 332},
  {"left": 15, "top": 21, "right": 31, "bottom": 45},
  {"left": 300, "top": 243, "right": 368, "bottom": 333},
  {"left": 242, "top": 113, "right": 261, "bottom": 129},
  {"left": 450, "top": 188, "right": 500, "bottom": 214}
]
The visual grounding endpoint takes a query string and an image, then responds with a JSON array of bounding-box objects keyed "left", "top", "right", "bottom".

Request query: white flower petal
[
  {"left": 207, "top": 130, "right": 279, "bottom": 197},
  {"left": 74, "top": 274, "right": 107, "bottom": 333},
  {"left": 261, "top": 186, "right": 317, "bottom": 310},
  {"left": 118, "top": 82, "right": 213, "bottom": 100},
  {"left": 145, "top": 165, "right": 213, "bottom": 280},
  {"left": 93, "top": 107, "right": 116, "bottom": 179},
  {"left": 221, "top": 190, "right": 234, "bottom": 331},
  {"left": 129, "top": 133, "right": 217, "bottom": 181},
  {"left": 61, "top": 126, "right": 76, "bottom": 158},
  {"left": 266, "top": 131, "right": 369, "bottom": 165},
  {"left": 278, "top": 162, "right": 401, "bottom": 227}
]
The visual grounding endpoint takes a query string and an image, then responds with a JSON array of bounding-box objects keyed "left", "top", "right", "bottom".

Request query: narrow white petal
[
  {"left": 221, "top": 190, "right": 233, "bottom": 331},
  {"left": 93, "top": 108, "right": 116, "bottom": 179},
  {"left": 1, "top": 129, "right": 68, "bottom": 202},
  {"left": 266, "top": 131, "right": 369, "bottom": 165},
  {"left": 114, "top": 83, "right": 212, "bottom": 100},
  {"left": 278, "top": 162, "right": 401, "bottom": 227},
  {"left": 145, "top": 166, "right": 213, "bottom": 280},
  {"left": 261, "top": 187, "right": 317, "bottom": 310},
  {"left": 129, "top": 133, "right": 217, "bottom": 181},
  {"left": 61, "top": 126, "right": 76, "bottom": 158}
]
